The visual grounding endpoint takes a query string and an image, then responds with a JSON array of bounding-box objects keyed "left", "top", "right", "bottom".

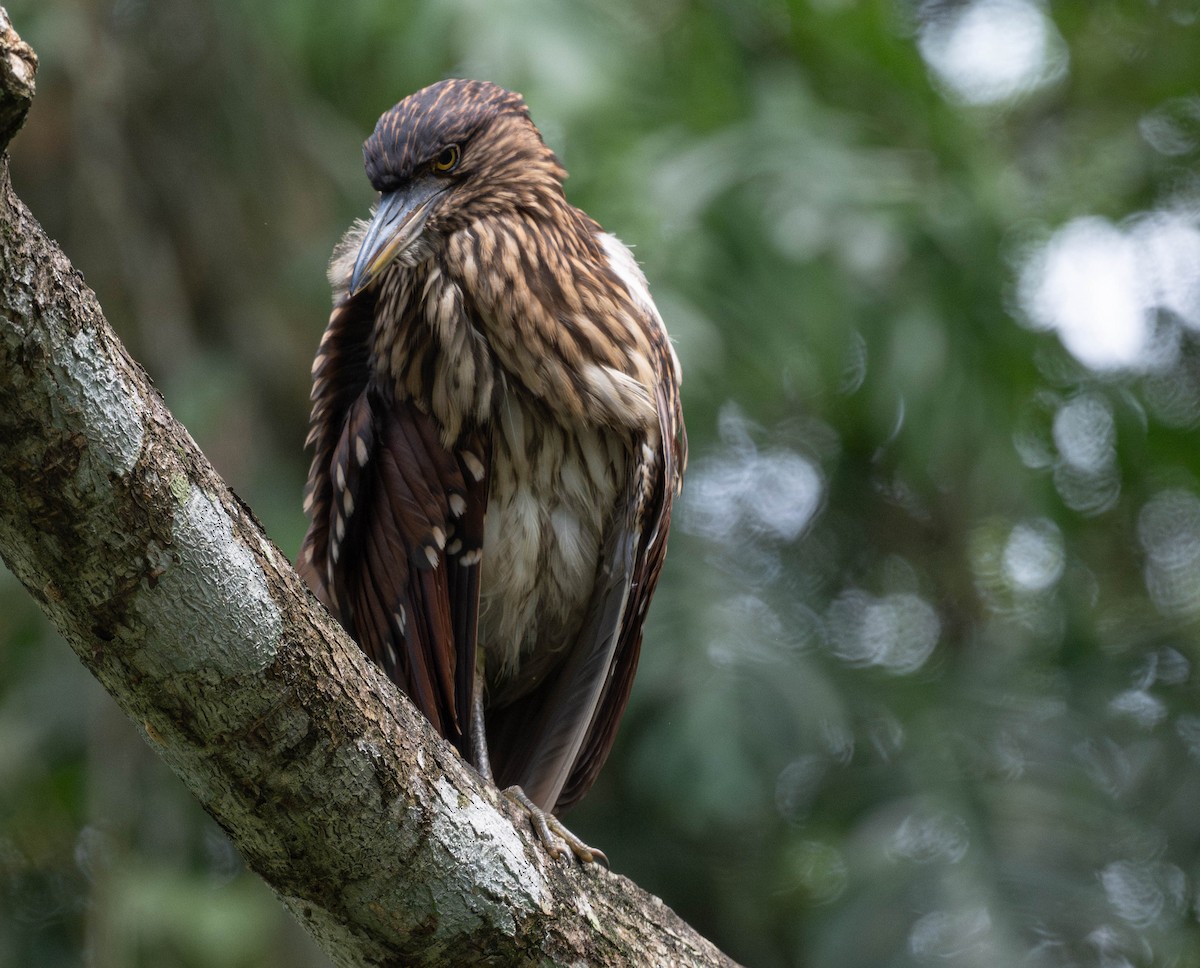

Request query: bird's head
[{"left": 348, "top": 78, "right": 567, "bottom": 295}]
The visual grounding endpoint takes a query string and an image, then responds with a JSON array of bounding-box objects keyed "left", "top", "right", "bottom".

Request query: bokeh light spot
[
  {"left": 888, "top": 808, "right": 970, "bottom": 865},
  {"left": 683, "top": 405, "right": 824, "bottom": 544},
  {"left": 1018, "top": 212, "right": 1200, "bottom": 372},
  {"left": 1099, "top": 860, "right": 1186, "bottom": 929},
  {"left": 917, "top": 0, "right": 1067, "bottom": 106},
  {"left": 827, "top": 591, "right": 940, "bottom": 674},
  {"left": 1003, "top": 518, "right": 1065, "bottom": 592},
  {"left": 909, "top": 907, "right": 994, "bottom": 960},
  {"left": 1138, "top": 490, "right": 1200, "bottom": 617}
]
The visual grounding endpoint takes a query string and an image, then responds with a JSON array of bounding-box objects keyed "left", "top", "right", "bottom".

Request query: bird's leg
[
  {"left": 501, "top": 785, "right": 608, "bottom": 866},
  {"left": 471, "top": 654, "right": 607, "bottom": 865},
  {"left": 470, "top": 656, "right": 494, "bottom": 782}
]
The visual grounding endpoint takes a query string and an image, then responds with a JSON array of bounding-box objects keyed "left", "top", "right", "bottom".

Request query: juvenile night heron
[{"left": 299, "top": 79, "right": 685, "bottom": 861}]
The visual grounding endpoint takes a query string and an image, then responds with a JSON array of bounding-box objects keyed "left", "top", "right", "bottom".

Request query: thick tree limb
[{"left": 0, "top": 12, "right": 738, "bottom": 967}]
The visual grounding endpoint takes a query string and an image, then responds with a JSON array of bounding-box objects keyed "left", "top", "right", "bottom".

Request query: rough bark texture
[{"left": 0, "top": 12, "right": 739, "bottom": 968}]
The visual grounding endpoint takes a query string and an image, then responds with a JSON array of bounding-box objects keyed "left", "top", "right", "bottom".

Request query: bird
[{"left": 298, "top": 78, "right": 685, "bottom": 862}]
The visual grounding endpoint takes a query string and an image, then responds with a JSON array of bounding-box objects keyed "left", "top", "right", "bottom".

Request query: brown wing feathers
[
  {"left": 556, "top": 379, "right": 685, "bottom": 810},
  {"left": 442, "top": 428, "right": 491, "bottom": 732},
  {"left": 302, "top": 293, "right": 486, "bottom": 755},
  {"left": 300, "top": 296, "right": 375, "bottom": 610}
]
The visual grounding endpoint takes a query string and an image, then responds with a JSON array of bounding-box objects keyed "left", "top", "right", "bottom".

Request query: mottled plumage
[{"left": 299, "top": 79, "right": 685, "bottom": 854}]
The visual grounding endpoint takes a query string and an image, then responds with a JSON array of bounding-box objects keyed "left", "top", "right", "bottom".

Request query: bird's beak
[{"left": 349, "top": 178, "right": 446, "bottom": 296}]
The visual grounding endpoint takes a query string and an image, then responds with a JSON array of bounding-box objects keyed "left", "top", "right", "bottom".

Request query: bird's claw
[{"left": 502, "top": 786, "right": 608, "bottom": 866}]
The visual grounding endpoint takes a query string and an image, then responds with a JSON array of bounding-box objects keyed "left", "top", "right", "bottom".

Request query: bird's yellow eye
[{"left": 433, "top": 144, "right": 461, "bottom": 173}]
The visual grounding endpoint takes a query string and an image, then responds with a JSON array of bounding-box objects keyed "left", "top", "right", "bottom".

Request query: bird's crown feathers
[{"left": 364, "top": 79, "right": 547, "bottom": 192}]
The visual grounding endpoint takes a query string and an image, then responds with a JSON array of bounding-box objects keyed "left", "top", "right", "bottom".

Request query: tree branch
[{"left": 0, "top": 12, "right": 738, "bottom": 967}]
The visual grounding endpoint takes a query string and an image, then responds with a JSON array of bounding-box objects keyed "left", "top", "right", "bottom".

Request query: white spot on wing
[{"left": 461, "top": 451, "right": 486, "bottom": 482}]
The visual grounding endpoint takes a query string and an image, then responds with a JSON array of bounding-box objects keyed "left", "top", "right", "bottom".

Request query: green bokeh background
[{"left": 5, "top": 1, "right": 1200, "bottom": 965}]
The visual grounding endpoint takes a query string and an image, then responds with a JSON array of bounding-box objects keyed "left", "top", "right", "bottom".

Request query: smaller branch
[{"left": 0, "top": 7, "right": 35, "bottom": 150}]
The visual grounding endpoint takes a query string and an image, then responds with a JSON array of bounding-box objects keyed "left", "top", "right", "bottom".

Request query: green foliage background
[{"left": 5, "top": 1, "right": 1200, "bottom": 965}]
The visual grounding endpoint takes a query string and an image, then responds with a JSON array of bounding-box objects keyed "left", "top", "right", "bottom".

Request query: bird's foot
[{"left": 502, "top": 786, "right": 608, "bottom": 866}]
